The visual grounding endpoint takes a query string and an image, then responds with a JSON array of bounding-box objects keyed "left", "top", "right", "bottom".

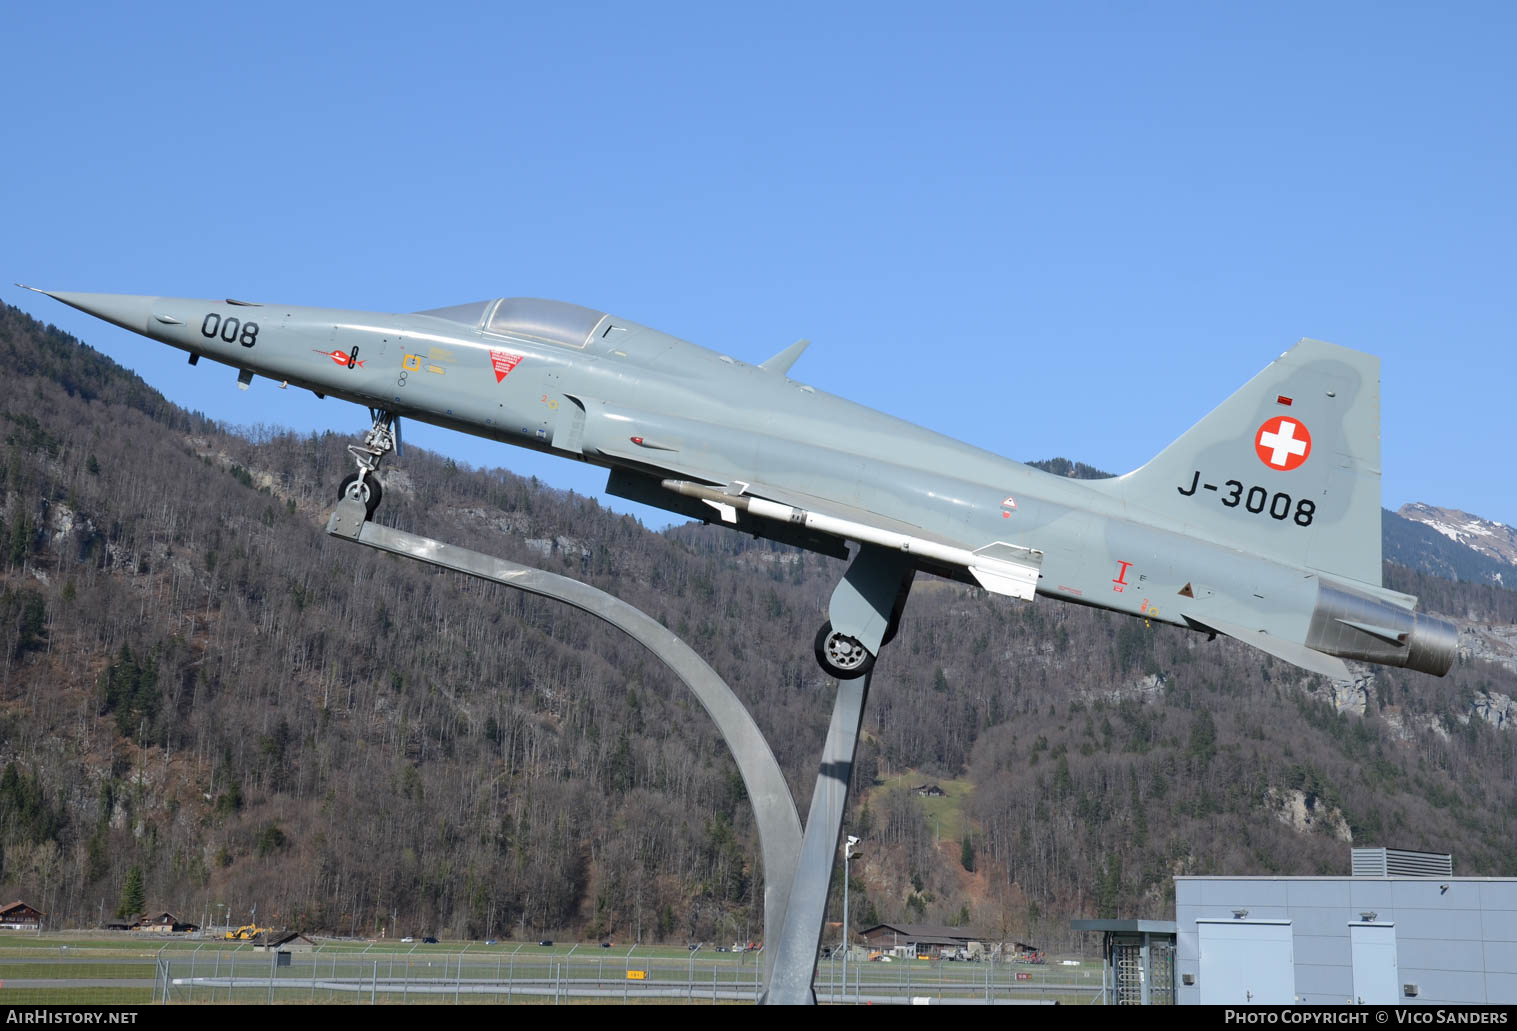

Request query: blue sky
[{"left": 4, "top": 2, "right": 1512, "bottom": 524}]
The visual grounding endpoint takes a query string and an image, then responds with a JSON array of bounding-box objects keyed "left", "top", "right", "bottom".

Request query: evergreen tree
[{"left": 117, "top": 866, "right": 145, "bottom": 919}]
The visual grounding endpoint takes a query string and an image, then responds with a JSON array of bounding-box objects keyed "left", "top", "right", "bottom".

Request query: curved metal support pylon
[{"left": 326, "top": 500, "right": 802, "bottom": 987}]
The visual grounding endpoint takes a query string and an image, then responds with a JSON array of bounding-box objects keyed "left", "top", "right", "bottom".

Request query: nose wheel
[
  {"left": 338, "top": 472, "right": 383, "bottom": 519},
  {"left": 339, "top": 408, "right": 398, "bottom": 520},
  {"left": 814, "top": 621, "right": 876, "bottom": 680}
]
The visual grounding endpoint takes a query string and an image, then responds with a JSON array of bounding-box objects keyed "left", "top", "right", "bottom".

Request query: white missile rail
[{"left": 662, "top": 479, "right": 1044, "bottom": 600}]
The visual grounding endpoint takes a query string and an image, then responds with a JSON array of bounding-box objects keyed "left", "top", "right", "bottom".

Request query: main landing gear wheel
[
  {"left": 339, "top": 472, "right": 383, "bottom": 519},
  {"left": 814, "top": 621, "right": 876, "bottom": 680}
]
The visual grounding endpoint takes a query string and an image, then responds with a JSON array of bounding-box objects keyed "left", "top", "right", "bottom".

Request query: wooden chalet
[{"left": 0, "top": 901, "right": 43, "bottom": 930}]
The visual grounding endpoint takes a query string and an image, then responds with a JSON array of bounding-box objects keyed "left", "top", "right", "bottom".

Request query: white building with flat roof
[{"left": 1175, "top": 872, "right": 1517, "bottom": 1005}]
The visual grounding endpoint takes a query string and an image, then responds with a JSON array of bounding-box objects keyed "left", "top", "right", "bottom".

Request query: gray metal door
[
  {"left": 1198, "top": 920, "right": 1294, "bottom": 1005},
  {"left": 1350, "top": 922, "right": 1398, "bottom": 1005}
]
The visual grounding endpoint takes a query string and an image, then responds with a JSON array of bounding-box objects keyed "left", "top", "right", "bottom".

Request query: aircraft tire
[
  {"left": 338, "top": 472, "right": 383, "bottom": 519},
  {"left": 813, "top": 622, "right": 875, "bottom": 680}
]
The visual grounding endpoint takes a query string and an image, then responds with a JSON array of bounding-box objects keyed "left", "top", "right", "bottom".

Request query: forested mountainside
[
  {"left": 1, "top": 303, "right": 1514, "bottom": 949},
  {"left": 1384, "top": 507, "right": 1517, "bottom": 588}
]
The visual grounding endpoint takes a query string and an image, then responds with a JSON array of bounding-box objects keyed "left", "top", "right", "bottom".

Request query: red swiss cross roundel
[{"left": 1254, "top": 416, "right": 1312, "bottom": 470}]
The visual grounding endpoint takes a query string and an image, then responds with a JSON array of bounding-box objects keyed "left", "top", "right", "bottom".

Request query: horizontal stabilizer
[{"left": 1183, "top": 613, "right": 1351, "bottom": 680}]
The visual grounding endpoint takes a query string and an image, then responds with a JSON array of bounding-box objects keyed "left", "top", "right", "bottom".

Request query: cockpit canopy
[{"left": 417, "top": 297, "right": 607, "bottom": 349}]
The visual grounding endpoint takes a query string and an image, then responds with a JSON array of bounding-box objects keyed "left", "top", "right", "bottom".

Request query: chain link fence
[
  {"left": 154, "top": 944, "right": 1098, "bottom": 1004},
  {"left": 159, "top": 945, "right": 769, "bottom": 1004},
  {"left": 1, "top": 939, "right": 1103, "bottom": 1004}
]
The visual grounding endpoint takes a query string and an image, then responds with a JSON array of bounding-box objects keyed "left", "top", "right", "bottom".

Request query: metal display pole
[
  {"left": 759, "top": 673, "right": 870, "bottom": 1005},
  {"left": 841, "top": 835, "right": 860, "bottom": 1004}
]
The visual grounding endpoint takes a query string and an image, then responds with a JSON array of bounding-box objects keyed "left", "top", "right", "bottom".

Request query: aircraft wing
[{"left": 661, "top": 478, "right": 1043, "bottom": 601}]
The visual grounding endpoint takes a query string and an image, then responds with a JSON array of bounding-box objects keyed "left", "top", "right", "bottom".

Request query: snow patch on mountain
[{"left": 1399, "top": 503, "right": 1517, "bottom": 570}]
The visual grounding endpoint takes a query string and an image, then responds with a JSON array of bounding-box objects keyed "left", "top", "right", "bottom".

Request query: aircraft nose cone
[{"left": 21, "top": 288, "right": 156, "bottom": 334}]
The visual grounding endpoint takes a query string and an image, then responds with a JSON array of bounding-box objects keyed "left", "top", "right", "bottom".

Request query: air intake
[{"left": 1352, "top": 847, "right": 1453, "bottom": 878}]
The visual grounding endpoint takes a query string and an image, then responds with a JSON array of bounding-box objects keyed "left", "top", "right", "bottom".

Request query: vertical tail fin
[{"left": 1092, "top": 339, "right": 1383, "bottom": 586}]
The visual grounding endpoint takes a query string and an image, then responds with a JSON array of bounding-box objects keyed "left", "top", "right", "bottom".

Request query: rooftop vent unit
[{"left": 1352, "top": 847, "right": 1453, "bottom": 878}]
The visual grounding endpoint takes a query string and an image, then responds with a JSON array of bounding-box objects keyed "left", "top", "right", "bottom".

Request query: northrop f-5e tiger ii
[{"left": 22, "top": 286, "right": 1456, "bottom": 682}]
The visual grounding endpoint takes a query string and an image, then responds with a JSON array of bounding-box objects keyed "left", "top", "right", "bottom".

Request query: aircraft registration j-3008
[{"left": 21, "top": 286, "right": 1456, "bottom": 682}]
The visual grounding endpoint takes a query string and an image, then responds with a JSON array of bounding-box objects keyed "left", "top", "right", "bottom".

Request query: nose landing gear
[
  {"left": 338, "top": 409, "right": 399, "bottom": 519},
  {"left": 338, "top": 471, "right": 383, "bottom": 519}
]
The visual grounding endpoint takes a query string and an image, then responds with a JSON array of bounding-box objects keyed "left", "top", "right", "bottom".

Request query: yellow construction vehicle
[{"left": 223, "top": 923, "right": 271, "bottom": 940}]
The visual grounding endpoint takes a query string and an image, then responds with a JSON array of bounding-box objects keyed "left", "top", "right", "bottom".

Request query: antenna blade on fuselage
[{"left": 759, "top": 338, "right": 809, "bottom": 376}]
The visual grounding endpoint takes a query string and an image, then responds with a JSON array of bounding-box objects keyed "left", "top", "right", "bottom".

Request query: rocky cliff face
[{"left": 1460, "top": 623, "right": 1517, "bottom": 675}]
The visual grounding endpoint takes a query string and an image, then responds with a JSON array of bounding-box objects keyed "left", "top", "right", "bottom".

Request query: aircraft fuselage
[{"left": 29, "top": 290, "right": 1456, "bottom": 679}]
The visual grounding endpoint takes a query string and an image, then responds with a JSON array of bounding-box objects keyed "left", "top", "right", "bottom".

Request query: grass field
[
  {"left": 868, "top": 771, "right": 977, "bottom": 843},
  {"left": 0, "top": 931, "right": 1101, "bottom": 1005},
  {"left": 0, "top": 987, "right": 155, "bottom": 1005},
  {"left": 0, "top": 962, "right": 151, "bottom": 979}
]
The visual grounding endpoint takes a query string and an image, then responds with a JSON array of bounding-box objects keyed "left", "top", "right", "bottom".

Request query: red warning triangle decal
[{"left": 489, "top": 350, "right": 523, "bottom": 383}]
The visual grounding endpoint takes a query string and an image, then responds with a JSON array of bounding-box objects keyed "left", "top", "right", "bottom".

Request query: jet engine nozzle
[
  {"left": 1405, "top": 611, "right": 1458, "bottom": 678},
  {"left": 1307, "top": 581, "right": 1457, "bottom": 677}
]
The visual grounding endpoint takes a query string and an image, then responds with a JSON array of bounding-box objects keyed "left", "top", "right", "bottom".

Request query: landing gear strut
[
  {"left": 339, "top": 409, "right": 398, "bottom": 519},
  {"left": 812, "top": 543, "right": 914, "bottom": 681}
]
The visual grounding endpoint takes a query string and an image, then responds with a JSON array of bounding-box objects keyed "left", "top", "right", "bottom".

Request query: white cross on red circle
[{"left": 1255, "top": 417, "right": 1312, "bottom": 470}]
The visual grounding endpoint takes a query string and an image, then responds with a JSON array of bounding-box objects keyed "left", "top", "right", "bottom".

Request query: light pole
[{"left": 842, "top": 835, "right": 861, "bottom": 1003}]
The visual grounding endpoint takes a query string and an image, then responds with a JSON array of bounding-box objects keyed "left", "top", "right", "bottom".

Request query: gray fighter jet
[{"left": 21, "top": 287, "right": 1456, "bottom": 681}]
